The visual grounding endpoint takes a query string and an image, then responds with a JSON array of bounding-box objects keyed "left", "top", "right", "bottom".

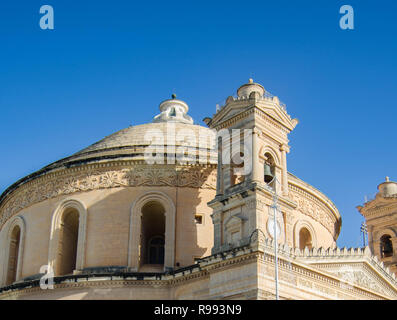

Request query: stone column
[
  {"left": 391, "top": 237, "right": 397, "bottom": 261},
  {"left": 373, "top": 239, "right": 381, "bottom": 258},
  {"left": 128, "top": 211, "right": 142, "bottom": 271},
  {"left": 216, "top": 137, "right": 223, "bottom": 196},
  {"left": 367, "top": 225, "right": 374, "bottom": 252},
  {"left": 222, "top": 134, "right": 232, "bottom": 190},
  {"left": 251, "top": 128, "right": 262, "bottom": 183},
  {"left": 211, "top": 210, "right": 223, "bottom": 253},
  {"left": 223, "top": 165, "right": 231, "bottom": 190},
  {"left": 164, "top": 206, "right": 176, "bottom": 271},
  {"left": 280, "top": 144, "right": 288, "bottom": 196}
]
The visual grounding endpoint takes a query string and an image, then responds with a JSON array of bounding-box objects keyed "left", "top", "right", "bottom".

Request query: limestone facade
[{"left": 0, "top": 81, "right": 396, "bottom": 300}]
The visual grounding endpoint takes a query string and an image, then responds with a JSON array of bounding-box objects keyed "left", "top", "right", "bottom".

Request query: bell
[
  {"left": 383, "top": 242, "right": 393, "bottom": 254},
  {"left": 264, "top": 163, "right": 274, "bottom": 183}
]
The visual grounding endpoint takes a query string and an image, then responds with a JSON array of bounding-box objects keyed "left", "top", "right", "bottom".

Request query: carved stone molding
[
  {"left": 288, "top": 186, "right": 336, "bottom": 235},
  {"left": 333, "top": 268, "right": 390, "bottom": 297},
  {"left": 0, "top": 165, "right": 216, "bottom": 228},
  {"left": 245, "top": 199, "right": 269, "bottom": 210}
]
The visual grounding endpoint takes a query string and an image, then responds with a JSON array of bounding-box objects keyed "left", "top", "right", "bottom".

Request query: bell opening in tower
[
  {"left": 380, "top": 234, "right": 393, "bottom": 258},
  {"left": 264, "top": 152, "right": 276, "bottom": 188}
]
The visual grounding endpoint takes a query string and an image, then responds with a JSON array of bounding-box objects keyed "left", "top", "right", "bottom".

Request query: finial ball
[{"left": 172, "top": 93, "right": 177, "bottom": 99}]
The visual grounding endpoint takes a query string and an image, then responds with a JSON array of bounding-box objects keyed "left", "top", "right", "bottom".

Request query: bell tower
[
  {"left": 357, "top": 177, "right": 397, "bottom": 274},
  {"left": 206, "top": 79, "right": 298, "bottom": 254}
]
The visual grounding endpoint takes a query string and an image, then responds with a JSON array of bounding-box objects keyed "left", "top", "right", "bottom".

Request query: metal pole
[
  {"left": 360, "top": 222, "right": 367, "bottom": 247},
  {"left": 273, "top": 178, "right": 279, "bottom": 300}
]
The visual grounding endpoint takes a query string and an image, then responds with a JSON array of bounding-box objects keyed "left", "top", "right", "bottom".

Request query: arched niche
[
  {"left": 2, "top": 216, "right": 26, "bottom": 285},
  {"left": 293, "top": 220, "right": 317, "bottom": 249},
  {"left": 128, "top": 192, "right": 176, "bottom": 272},
  {"left": 299, "top": 228, "right": 312, "bottom": 250},
  {"left": 48, "top": 199, "right": 88, "bottom": 275}
]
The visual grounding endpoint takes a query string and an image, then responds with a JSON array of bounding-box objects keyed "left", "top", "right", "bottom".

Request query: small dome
[
  {"left": 237, "top": 78, "right": 265, "bottom": 98},
  {"left": 153, "top": 95, "right": 193, "bottom": 124},
  {"left": 378, "top": 177, "right": 397, "bottom": 197}
]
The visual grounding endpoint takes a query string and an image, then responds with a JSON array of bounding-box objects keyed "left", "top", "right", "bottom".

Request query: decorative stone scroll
[{"left": 0, "top": 165, "right": 216, "bottom": 228}]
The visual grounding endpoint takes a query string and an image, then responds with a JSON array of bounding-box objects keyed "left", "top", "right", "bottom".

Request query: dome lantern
[
  {"left": 153, "top": 95, "right": 193, "bottom": 124},
  {"left": 378, "top": 176, "right": 397, "bottom": 197},
  {"left": 236, "top": 78, "right": 265, "bottom": 98}
]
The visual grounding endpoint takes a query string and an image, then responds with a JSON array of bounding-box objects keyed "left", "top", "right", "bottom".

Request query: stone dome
[
  {"left": 53, "top": 96, "right": 215, "bottom": 167},
  {"left": 58, "top": 95, "right": 214, "bottom": 166},
  {"left": 0, "top": 97, "right": 217, "bottom": 211},
  {"left": 0, "top": 94, "right": 219, "bottom": 283},
  {"left": 70, "top": 122, "right": 216, "bottom": 164}
]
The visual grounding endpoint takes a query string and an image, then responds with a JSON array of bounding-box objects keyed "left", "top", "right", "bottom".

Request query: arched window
[
  {"left": 264, "top": 152, "right": 276, "bottom": 186},
  {"left": 57, "top": 208, "right": 80, "bottom": 275},
  {"left": 299, "top": 228, "right": 312, "bottom": 250},
  {"left": 48, "top": 200, "right": 87, "bottom": 276},
  {"left": 141, "top": 201, "right": 165, "bottom": 266},
  {"left": 380, "top": 235, "right": 393, "bottom": 258},
  {"left": 6, "top": 225, "right": 21, "bottom": 285},
  {"left": 129, "top": 192, "right": 176, "bottom": 272},
  {"left": 148, "top": 236, "right": 165, "bottom": 264}
]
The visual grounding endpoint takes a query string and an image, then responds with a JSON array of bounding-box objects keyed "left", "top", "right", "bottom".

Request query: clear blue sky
[{"left": 0, "top": 0, "right": 396, "bottom": 248}]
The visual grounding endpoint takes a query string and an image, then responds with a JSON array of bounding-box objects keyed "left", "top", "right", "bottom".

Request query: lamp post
[
  {"left": 269, "top": 175, "right": 281, "bottom": 300},
  {"left": 360, "top": 222, "right": 368, "bottom": 247}
]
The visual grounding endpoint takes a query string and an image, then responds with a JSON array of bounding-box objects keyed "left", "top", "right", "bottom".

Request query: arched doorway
[
  {"left": 6, "top": 225, "right": 21, "bottom": 285},
  {"left": 140, "top": 201, "right": 165, "bottom": 267},
  {"left": 57, "top": 208, "right": 80, "bottom": 276},
  {"left": 299, "top": 227, "right": 312, "bottom": 250}
]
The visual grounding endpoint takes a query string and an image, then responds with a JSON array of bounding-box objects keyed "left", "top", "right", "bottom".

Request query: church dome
[
  {"left": 0, "top": 96, "right": 217, "bottom": 222},
  {"left": 69, "top": 122, "right": 216, "bottom": 165},
  {"left": 0, "top": 94, "right": 219, "bottom": 283},
  {"left": 50, "top": 95, "right": 216, "bottom": 168}
]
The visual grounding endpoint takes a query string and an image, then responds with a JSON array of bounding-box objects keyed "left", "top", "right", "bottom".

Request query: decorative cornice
[
  {"left": 1, "top": 243, "right": 396, "bottom": 300},
  {"left": 360, "top": 200, "right": 397, "bottom": 218},
  {"left": 0, "top": 268, "right": 210, "bottom": 299},
  {"left": 211, "top": 106, "right": 290, "bottom": 140},
  {"left": 200, "top": 239, "right": 397, "bottom": 299},
  {"left": 0, "top": 163, "right": 217, "bottom": 229},
  {"left": 212, "top": 107, "right": 255, "bottom": 130},
  {"left": 288, "top": 183, "right": 338, "bottom": 236}
]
